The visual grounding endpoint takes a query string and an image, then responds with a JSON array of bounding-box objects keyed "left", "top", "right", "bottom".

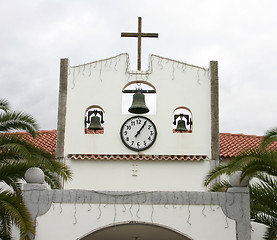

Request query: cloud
[{"left": 0, "top": 0, "right": 276, "bottom": 135}]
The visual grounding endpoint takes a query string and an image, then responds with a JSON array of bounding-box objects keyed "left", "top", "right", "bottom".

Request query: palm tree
[
  {"left": 0, "top": 191, "right": 34, "bottom": 240},
  {"left": 250, "top": 174, "right": 277, "bottom": 240},
  {"left": 0, "top": 99, "right": 72, "bottom": 239},
  {"left": 204, "top": 128, "right": 277, "bottom": 240}
]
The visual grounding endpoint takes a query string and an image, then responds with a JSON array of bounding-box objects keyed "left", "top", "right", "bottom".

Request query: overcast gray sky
[{"left": 0, "top": 0, "right": 276, "bottom": 136}]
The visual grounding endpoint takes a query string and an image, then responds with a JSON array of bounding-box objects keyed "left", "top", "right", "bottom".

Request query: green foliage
[
  {"left": 262, "top": 128, "right": 277, "bottom": 148},
  {"left": 0, "top": 99, "right": 9, "bottom": 112},
  {"left": 250, "top": 174, "right": 277, "bottom": 240},
  {"left": 204, "top": 128, "right": 277, "bottom": 240},
  {"left": 0, "top": 191, "right": 34, "bottom": 240},
  {"left": 0, "top": 111, "right": 38, "bottom": 137},
  {"left": 0, "top": 99, "right": 72, "bottom": 239},
  {"left": 0, "top": 134, "right": 72, "bottom": 190}
]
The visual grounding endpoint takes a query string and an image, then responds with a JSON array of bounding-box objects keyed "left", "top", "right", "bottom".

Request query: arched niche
[
  {"left": 78, "top": 221, "right": 193, "bottom": 240},
  {"left": 84, "top": 105, "right": 105, "bottom": 134},
  {"left": 122, "top": 81, "right": 156, "bottom": 114},
  {"left": 172, "top": 107, "right": 193, "bottom": 133}
]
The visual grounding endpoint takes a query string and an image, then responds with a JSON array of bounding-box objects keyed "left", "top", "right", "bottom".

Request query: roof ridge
[
  {"left": 220, "top": 132, "right": 263, "bottom": 138},
  {"left": 38, "top": 130, "right": 57, "bottom": 133},
  {"left": 3, "top": 129, "right": 57, "bottom": 135}
]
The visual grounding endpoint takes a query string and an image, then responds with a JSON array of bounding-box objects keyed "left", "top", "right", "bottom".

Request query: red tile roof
[
  {"left": 5, "top": 130, "right": 57, "bottom": 155},
  {"left": 220, "top": 133, "right": 277, "bottom": 158},
  {"left": 2, "top": 130, "right": 277, "bottom": 159}
]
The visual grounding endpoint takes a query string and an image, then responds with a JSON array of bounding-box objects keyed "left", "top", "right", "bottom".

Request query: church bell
[
  {"left": 175, "top": 119, "right": 188, "bottom": 132},
  {"left": 128, "top": 91, "right": 149, "bottom": 114},
  {"left": 173, "top": 113, "right": 189, "bottom": 132},
  {"left": 88, "top": 116, "right": 103, "bottom": 131}
]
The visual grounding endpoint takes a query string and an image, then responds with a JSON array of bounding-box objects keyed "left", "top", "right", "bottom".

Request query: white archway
[{"left": 79, "top": 221, "right": 193, "bottom": 240}]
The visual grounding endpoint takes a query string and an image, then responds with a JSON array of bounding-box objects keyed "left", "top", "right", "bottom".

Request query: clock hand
[{"left": 135, "top": 120, "right": 147, "bottom": 137}]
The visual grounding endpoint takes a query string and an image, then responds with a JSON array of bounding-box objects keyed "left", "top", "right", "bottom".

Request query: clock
[{"left": 120, "top": 116, "right": 157, "bottom": 151}]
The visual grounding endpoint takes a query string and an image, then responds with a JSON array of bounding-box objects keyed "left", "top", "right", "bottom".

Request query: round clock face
[{"left": 120, "top": 116, "right": 157, "bottom": 151}]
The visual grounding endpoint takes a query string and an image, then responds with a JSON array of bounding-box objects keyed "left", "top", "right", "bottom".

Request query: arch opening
[
  {"left": 84, "top": 105, "right": 105, "bottom": 134},
  {"left": 122, "top": 81, "right": 156, "bottom": 115},
  {"left": 172, "top": 107, "right": 193, "bottom": 133},
  {"left": 79, "top": 221, "right": 193, "bottom": 240}
]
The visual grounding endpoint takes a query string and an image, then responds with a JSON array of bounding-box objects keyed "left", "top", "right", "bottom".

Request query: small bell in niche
[
  {"left": 89, "top": 116, "right": 102, "bottom": 130},
  {"left": 128, "top": 91, "right": 149, "bottom": 114},
  {"left": 86, "top": 110, "right": 104, "bottom": 131},
  {"left": 176, "top": 118, "right": 187, "bottom": 132},
  {"left": 173, "top": 114, "right": 191, "bottom": 132}
]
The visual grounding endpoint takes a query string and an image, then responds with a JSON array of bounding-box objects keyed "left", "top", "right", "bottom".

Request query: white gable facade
[
  {"left": 61, "top": 53, "right": 213, "bottom": 191},
  {"left": 22, "top": 54, "right": 252, "bottom": 240}
]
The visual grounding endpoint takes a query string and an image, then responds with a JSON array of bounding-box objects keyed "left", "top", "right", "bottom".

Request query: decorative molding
[
  {"left": 23, "top": 184, "right": 251, "bottom": 240},
  {"left": 67, "top": 154, "right": 208, "bottom": 161}
]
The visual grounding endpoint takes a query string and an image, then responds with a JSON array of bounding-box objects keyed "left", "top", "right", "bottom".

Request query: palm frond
[
  {"left": 255, "top": 173, "right": 277, "bottom": 186},
  {"left": 43, "top": 170, "right": 62, "bottom": 189},
  {"left": 0, "top": 134, "right": 35, "bottom": 161},
  {"left": 0, "top": 99, "right": 72, "bottom": 239},
  {"left": 206, "top": 180, "right": 231, "bottom": 192},
  {"left": 0, "top": 99, "right": 9, "bottom": 113},
  {"left": 249, "top": 174, "right": 277, "bottom": 240},
  {"left": 0, "top": 211, "right": 12, "bottom": 240},
  {"left": 0, "top": 111, "right": 39, "bottom": 137},
  {"left": 230, "top": 148, "right": 264, "bottom": 170},
  {"left": 203, "top": 163, "right": 231, "bottom": 186},
  {"left": 0, "top": 190, "right": 34, "bottom": 239},
  {"left": 204, "top": 126, "right": 277, "bottom": 240},
  {"left": 0, "top": 134, "right": 72, "bottom": 190},
  {"left": 250, "top": 175, "right": 277, "bottom": 213},
  {"left": 241, "top": 157, "right": 277, "bottom": 180},
  {"left": 263, "top": 226, "right": 277, "bottom": 240},
  {"left": 262, "top": 127, "right": 277, "bottom": 149},
  {"left": 0, "top": 161, "right": 35, "bottom": 193},
  {"left": 225, "top": 148, "right": 277, "bottom": 182},
  {"left": 252, "top": 213, "right": 277, "bottom": 240}
]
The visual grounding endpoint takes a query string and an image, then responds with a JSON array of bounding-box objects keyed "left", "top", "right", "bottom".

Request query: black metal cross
[{"left": 121, "top": 17, "right": 158, "bottom": 71}]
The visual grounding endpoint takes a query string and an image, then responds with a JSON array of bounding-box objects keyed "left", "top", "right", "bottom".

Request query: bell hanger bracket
[
  {"left": 85, "top": 110, "right": 104, "bottom": 124},
  {"left": 173, "top": 113, "right": 193, "bottom": 131},
  {"left": 122, "top": 89, "right": 156, "bottom": 94}
]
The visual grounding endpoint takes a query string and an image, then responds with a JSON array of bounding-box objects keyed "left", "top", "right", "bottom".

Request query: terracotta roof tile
[
  {"left": 2, "top": 130, "right": 277, "bottom": 159},
  {"left": 3, "top": 130, "right": 57, "bottom": 155},
  {"left": 67, "top": 154, "right": 207, "bottom": 161},
  {"left": 85, "top": 128, "right": 104, "bottom": 134},
  {"left": 172, "top": 129, "right": 192, "bottom": 133},
  {"left": 220, "top": 133, "right": 277, "bottom": 158}
]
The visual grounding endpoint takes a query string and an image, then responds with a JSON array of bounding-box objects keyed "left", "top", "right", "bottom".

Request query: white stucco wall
[
  {"left": 64, "top": 54, "right": 211, "bottom": 157},
  {"left": 63, "top": 54, "right": 212, "bottom": 191},
  {"left": 64, "top": 159, "right": 210, "bottom": 191},
  {"left": 36, "top": 203, "right": 236, "bottom": 240},
  {"left": 251, "top": 222, "right": 267, "bottom": 240}
]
